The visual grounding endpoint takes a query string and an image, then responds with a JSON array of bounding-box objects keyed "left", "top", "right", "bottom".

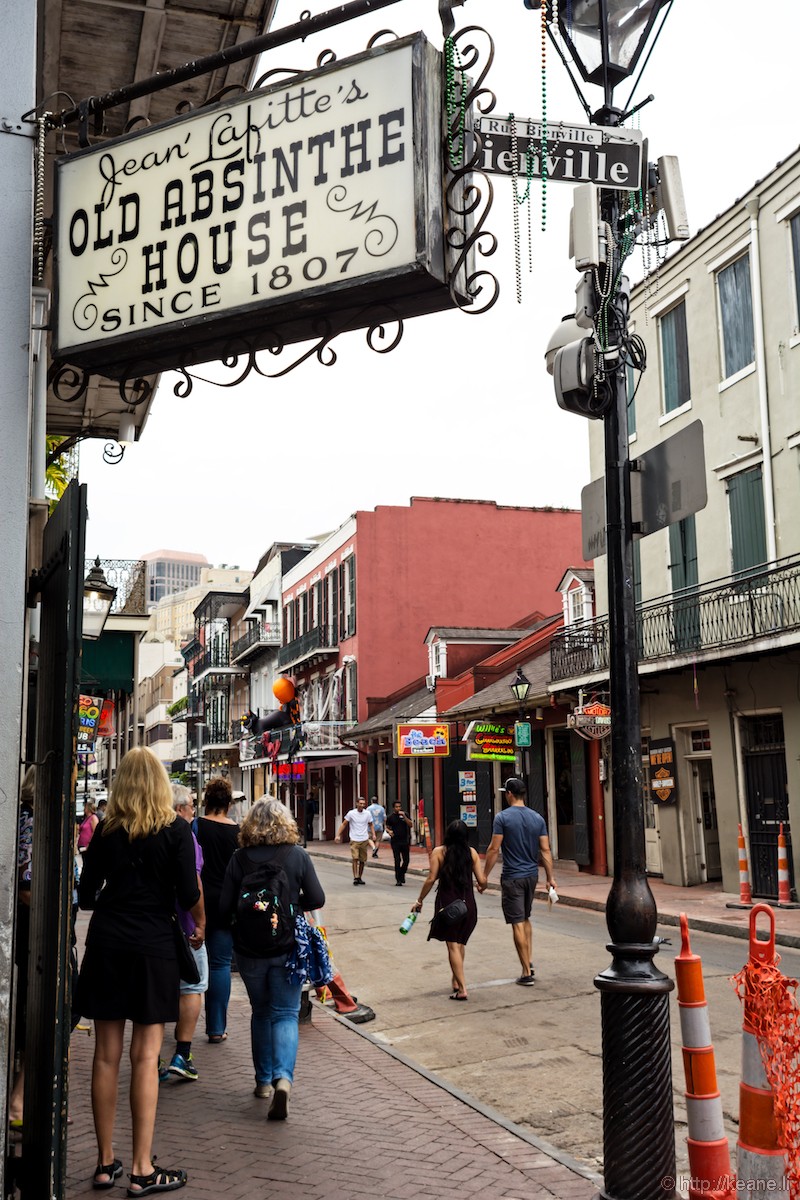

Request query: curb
[
  {"left": 314, "top": 999, "right": 605, "bottom": 1190},
  {"left": 307, "top": 848, "right": 800, "bottom": 951}
]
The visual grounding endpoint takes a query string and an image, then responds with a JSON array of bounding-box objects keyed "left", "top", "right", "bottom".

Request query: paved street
[
  {"left": 306, "top": 849, "right": 800, "bottom": 1181},
  {"left": 57, "top": 847, "right": 800, "bottom": 1199}
]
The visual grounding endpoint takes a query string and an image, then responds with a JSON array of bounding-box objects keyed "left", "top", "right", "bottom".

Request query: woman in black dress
[
  {"left": 411, "top": 820, "right": 486, "bottom": 1001},
  {"left": 194, "top": 776, "right": 239, "bottom": 1042},
  {"left": 76, "top": 747, "right": 204, "bottom": 1195}
]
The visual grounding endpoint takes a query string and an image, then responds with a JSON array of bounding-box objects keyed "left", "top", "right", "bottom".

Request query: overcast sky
[{"left": 79, "top": 0, "right": 800, "bottom": 569}]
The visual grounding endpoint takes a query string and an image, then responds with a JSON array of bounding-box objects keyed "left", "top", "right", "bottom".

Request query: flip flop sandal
[
  {"left": 127, "top": 1165, "right": 187, "bottom": 1196},
  {"left": 93, "top": 1159, "right": 123, "bottom": 1190},
  {"left": 207, "top": 1033, "right": 227, "bottom": 1044},
  {"left": 449, "top": 993, "right": 468, "bottom": 1001}
]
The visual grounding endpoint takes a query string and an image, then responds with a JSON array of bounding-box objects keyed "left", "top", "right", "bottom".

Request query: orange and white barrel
[
  {"left": 737, "top": 824, "right": 753, "bottom": 906},
  {"left": 777, "top": 825, "right": 792, "bottom": 906},
  {"left": 737, "top": 904, "right": 788, "bottom": 1192},
  {"left": 675, "top": 914, "right": 735, "bottom": 1199}
]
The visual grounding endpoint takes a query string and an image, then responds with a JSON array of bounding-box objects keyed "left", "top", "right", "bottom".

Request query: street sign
[
  {"left": 581, "top": 420, "right": 707, "bottom": 558},
  {"left": 475, "top": 116, "right": 642, "bottom": 190},
  {"left": 514, "top": 721, "right": 532, "bottom": 747}
]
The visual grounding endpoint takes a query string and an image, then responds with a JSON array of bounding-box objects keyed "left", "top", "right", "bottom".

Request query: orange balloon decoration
[{"left": 272, "top": 676, "right": 296, "bottom": 704}]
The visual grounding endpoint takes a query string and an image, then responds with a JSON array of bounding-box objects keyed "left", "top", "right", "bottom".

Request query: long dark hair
[{"left": 439, "top": 820, "right": 472, "bottom": 893}]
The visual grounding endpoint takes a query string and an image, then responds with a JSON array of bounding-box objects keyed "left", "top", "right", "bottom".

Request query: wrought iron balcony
[
  {"left": 551, "top": 554, "right": 800, "bottom": 684},
  {"left": 278, "top": 625, "right": 338, "bottom": 669},
  {"left": 85, "top": 558, "right": 147, "bottom": 616},
  {"left": 231, "top": 621, "right": 281, "bottom": 663}
]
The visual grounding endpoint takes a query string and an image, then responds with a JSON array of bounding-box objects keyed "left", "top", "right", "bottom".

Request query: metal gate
[
  {"left": 742, "top": 714, "right": 793, "bottom": 900},
  {"left": 18, "top": 481, "right": 86, "bottom": 1200}
]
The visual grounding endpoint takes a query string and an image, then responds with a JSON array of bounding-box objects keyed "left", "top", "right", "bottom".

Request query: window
[
  {"left": 669, "top": 516, "right": 699, "bottom": 651},
  {"left": 717, "top": 253, "right": 754, "bottom": 378},
  {"left": 791, "top": 213, "right": 800, "bottom": 330},
  {"left": 626, "top": 362, "right": 637, "bottom": 437},
  {"left": 660, "top": 301, "right": 691, "bottom": 413},
  {"left": 568, "top": 586, "right": 586, "bottom": 624},
  {"left": 690, "top": 729, "right": 711, "bottom": 753},
  {"left": 727, "top": 466, "right": 767, "bottom": 576}
]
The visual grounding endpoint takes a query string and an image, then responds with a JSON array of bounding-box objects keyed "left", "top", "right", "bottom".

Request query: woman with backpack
[
  {"left": 219, "top": 797, "right": 325, "bottom": 1119},
  {"left": 410, "top": 820, "right": 486, "bottom": 1002}
]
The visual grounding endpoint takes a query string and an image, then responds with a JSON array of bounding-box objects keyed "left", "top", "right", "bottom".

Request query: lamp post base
[{"left": 595, "top": 942, "right": 676, "bottom": 1200}]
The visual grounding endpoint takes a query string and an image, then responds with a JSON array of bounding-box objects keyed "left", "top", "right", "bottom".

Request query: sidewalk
[
  {"left": 65, "top": 987, "right": 599, "bottom": 1199},
  {"left": 307, "top": 839, "right": 800, "bottom": 949}
]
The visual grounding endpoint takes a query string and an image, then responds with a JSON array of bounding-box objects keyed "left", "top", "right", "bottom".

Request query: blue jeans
[
  {"left": 205, "top": 926, "right": 233, "bottom": 1037},
  {"left": 236, "top": 952, "right": 303, "bottom": 1086}
]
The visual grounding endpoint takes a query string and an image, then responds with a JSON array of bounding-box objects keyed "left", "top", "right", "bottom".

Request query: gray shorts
[
  {"left": 180, "top": 942, "right": 209, "bottom": 995},
  {"left": 500, "top": 874, "right": 538, "bottom": 924}
]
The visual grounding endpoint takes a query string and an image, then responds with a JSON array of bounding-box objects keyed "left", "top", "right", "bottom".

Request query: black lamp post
[
  {"left": 509, "top": 666, "right": 531, "bottom": 791},
  {"left": 82, "top": 557, "right": 116, "bottom": 641},
  {"left": 534, "top": 2, "right": 676, "bottom": 1198}
]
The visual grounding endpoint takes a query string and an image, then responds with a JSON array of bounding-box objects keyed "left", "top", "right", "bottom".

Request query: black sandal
[
  {"left": 126, "top": 1165, "right": 187, "bottom": 1195},
  {"left": 93, "top": 1159, "right": 123, "bottom": 1189}
]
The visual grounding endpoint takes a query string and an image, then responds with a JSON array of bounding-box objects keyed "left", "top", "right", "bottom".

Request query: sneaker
[
  {"left": 168, "top": 1052, "right": 198, "bottom": 1081},
  {"left": 371, "top": 850, "right": 379, "bottom": 858},
  {"left": 254, "top": 1083, "right": 272, "bottom": 1099},
  {"left": 353, "top": 879, "right": 360, "bottom": 886},
  {"left": 515, "top": 973, "right": 536, "bottom": 987},
  {"left": 158, "top": 1058, "right": 170, "bottom": 1083}
]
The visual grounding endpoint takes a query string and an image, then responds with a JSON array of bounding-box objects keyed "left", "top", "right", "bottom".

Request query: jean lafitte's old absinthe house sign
[{"left": 54, "top": 35, "right": 456, "bottom": 379}]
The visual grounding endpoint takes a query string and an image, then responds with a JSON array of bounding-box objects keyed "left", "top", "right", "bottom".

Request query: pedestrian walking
[
  {"left": 482, "top": 778, "right": 556, "bottom": 986},
  {"left": 75, "top": 747, "right": 204, "bottom": 1194},
  {"left": 334, "top": 797, "right": 374, "bottom": 885},
  {"left": 411, "top": 820, "right": 486, "bottom": 1001},
  {"left": 385, "top": 800, "right": 413, "bottom": 885},
  {"left": 77, "top": 801, "right": 99, "bottom": 861},
  {"left": 367, "top": 796, "right": 386, "bottom": 857},
  {"left": 194, "top": 777, "right": 239, "bottom": 1042},
  {"left": 219, "top": 798, "right": 325, "bottom": 1118},
  {"left": 159, "top": 786, "right": 208, "bottom": 1084}
]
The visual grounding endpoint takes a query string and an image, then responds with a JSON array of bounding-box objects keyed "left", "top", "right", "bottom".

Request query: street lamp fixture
[
  {"left": 82, "top": 558, "right": 117, "bottom": 640},
  {"left": 509, "top": 666, "right": 531, "bottom": 710},
  {"left": 556, "top": 0, "right": 670, "bottom": 94}
]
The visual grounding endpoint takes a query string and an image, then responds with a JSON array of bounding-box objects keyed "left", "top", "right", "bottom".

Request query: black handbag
[
  {"left": 171, "top": 915, "right": 201, "bottom": 985},
  {"left": 438, "top": 898, "right": 468, "bottom": 924}
]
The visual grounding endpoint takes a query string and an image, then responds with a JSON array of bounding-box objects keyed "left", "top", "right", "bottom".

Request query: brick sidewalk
[{"left": 64, "top": 983, "right": 598, "bottom": 1199}]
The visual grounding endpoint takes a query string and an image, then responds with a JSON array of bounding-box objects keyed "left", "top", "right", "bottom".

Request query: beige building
[
  {"left": 146, "top": 565, "right": 253, "bottom": 644},
  {"left": 551, "top": 146, "right": 800, "bottom": 899}
]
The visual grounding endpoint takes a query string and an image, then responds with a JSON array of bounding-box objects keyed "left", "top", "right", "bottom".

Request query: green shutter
[{"left": 728, "top": 468, "right": 767, "bottom": 575}]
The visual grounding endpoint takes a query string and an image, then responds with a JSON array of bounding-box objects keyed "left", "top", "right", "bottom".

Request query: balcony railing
[
  {"left": 551, "top": 554, "right": 800, "bottom": 683},
  {"left": 231, "top": 621, "right": 280, "bottom": 662},
  {"left": 85, "top": 558, "right": 147, "bottom": 616},
  {"left": 278, "top": 625, "right": 337, "bottom": 669},
  {"left": 193, "top": 645, "right": 232, "bottom": 676},
  {"left": 302, "top": 721, "right": 357, "bottom": 751}
]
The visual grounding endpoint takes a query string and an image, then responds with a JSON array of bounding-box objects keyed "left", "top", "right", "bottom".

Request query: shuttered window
[
  {"left": 791, "top": 213, "right": 800, "bottom": 330},
  {"left": 660, "top": 300, "right": 691, "bottom": 413},
  {"left": 728, "top": 467, "right": 767, "bottom": 575},
  {"left": 717, "top": 253, "right": 755, "bottom": 378}
]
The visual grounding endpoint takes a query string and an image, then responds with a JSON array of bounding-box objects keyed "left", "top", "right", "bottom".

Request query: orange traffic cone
[
  {"left": 776, "top": 825, "right": 797, "bottom": 908},
  {"left": 675, "top": 914, "right": 735, "bottom": 1199},
  {"left": 737, "top": 904, "right": 787, "bottom": 1192},
  {"left": 727, "top": 824, "right": 753, "bottom": 909}
]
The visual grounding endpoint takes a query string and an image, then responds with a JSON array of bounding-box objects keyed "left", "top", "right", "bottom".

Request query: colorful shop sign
[
  {"left": 395, "top": 723, "right": 451, "bottom": 758},
  {"left": 78, "top": 695, "right": 103, "bottom": 749},
  {"left": 649, "top": 738, "right": 678, "bottom": 804},
  {"left": 466, "top": 722, "right": 516, "bottom": 762},
  {"left": 53, "top": 35, "right": 457, "bottom": 380},
  {"left": 276, "top": 761, "right": 306, "bottom": 782}
]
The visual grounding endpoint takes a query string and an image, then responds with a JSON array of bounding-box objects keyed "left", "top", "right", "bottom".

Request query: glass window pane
[
  {"left": 791, "top": 214, "right": 800, "bottom": 328},
  {"left": 718, "top": 254, "right": 754, "bottom": 378},
  {"left": 660, "top": 301, "right": 690, "bottom": 413}
]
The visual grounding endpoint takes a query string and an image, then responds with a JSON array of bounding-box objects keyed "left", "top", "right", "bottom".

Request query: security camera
[{"left": 545, "top": 315, "right": 584, "bottom": 376}]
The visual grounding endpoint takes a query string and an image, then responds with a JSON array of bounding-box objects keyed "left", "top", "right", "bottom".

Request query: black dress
[
  {"left": 76, "top": 819, "right": 199, "bottom": 1024},
  {"left": 427, "top": 879, "right": 478, "bottom": 946}
]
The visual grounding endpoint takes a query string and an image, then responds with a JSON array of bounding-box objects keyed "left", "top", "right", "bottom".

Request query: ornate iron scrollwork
[{"left": 444, "top": 25, "right": 499, "bottom": 315}]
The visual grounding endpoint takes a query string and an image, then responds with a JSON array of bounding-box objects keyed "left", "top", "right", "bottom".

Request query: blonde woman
[
  {"left": 76, "top": 747, "right": 204, "bottom": 1195},
  {"left": 219, "top": 798, "right": 324, "bottom": 1119}
]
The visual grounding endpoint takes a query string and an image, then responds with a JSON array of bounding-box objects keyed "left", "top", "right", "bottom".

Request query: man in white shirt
[{"left": 335, "top": 797, "right": 375, "bottom": 885}]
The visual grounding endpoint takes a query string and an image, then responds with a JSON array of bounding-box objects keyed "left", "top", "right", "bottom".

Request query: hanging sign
[
  {"left": 97, "top": 699, "right": 115, "bottom": 738},
  {"left": 649, "top": 738, "right": 678, "bottom": 804},
  {"left": 458, "top": 770, "right": 476, "bottom": 792},
  {"left": 475, "top": 116, "right": 642, "bottom": 189},
  {"left": 395, "top": 723, "right": 451, "bottom": 758},
  {"left": 78, "top": 695, "right": 103, "bottom": 749},
  {"left": 53, "top": 35, "right": 458, "bottom": 379},
  {"left": 568, "top": 701, "right": 611, "bottom": 742},
  {"left": 466, "top": 722, "right": 516, "bottom": 762}
]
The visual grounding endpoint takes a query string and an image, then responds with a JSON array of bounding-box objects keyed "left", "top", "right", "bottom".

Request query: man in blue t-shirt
[{"left": 482, "top": 778, "right": 556, "bottom": 987}]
